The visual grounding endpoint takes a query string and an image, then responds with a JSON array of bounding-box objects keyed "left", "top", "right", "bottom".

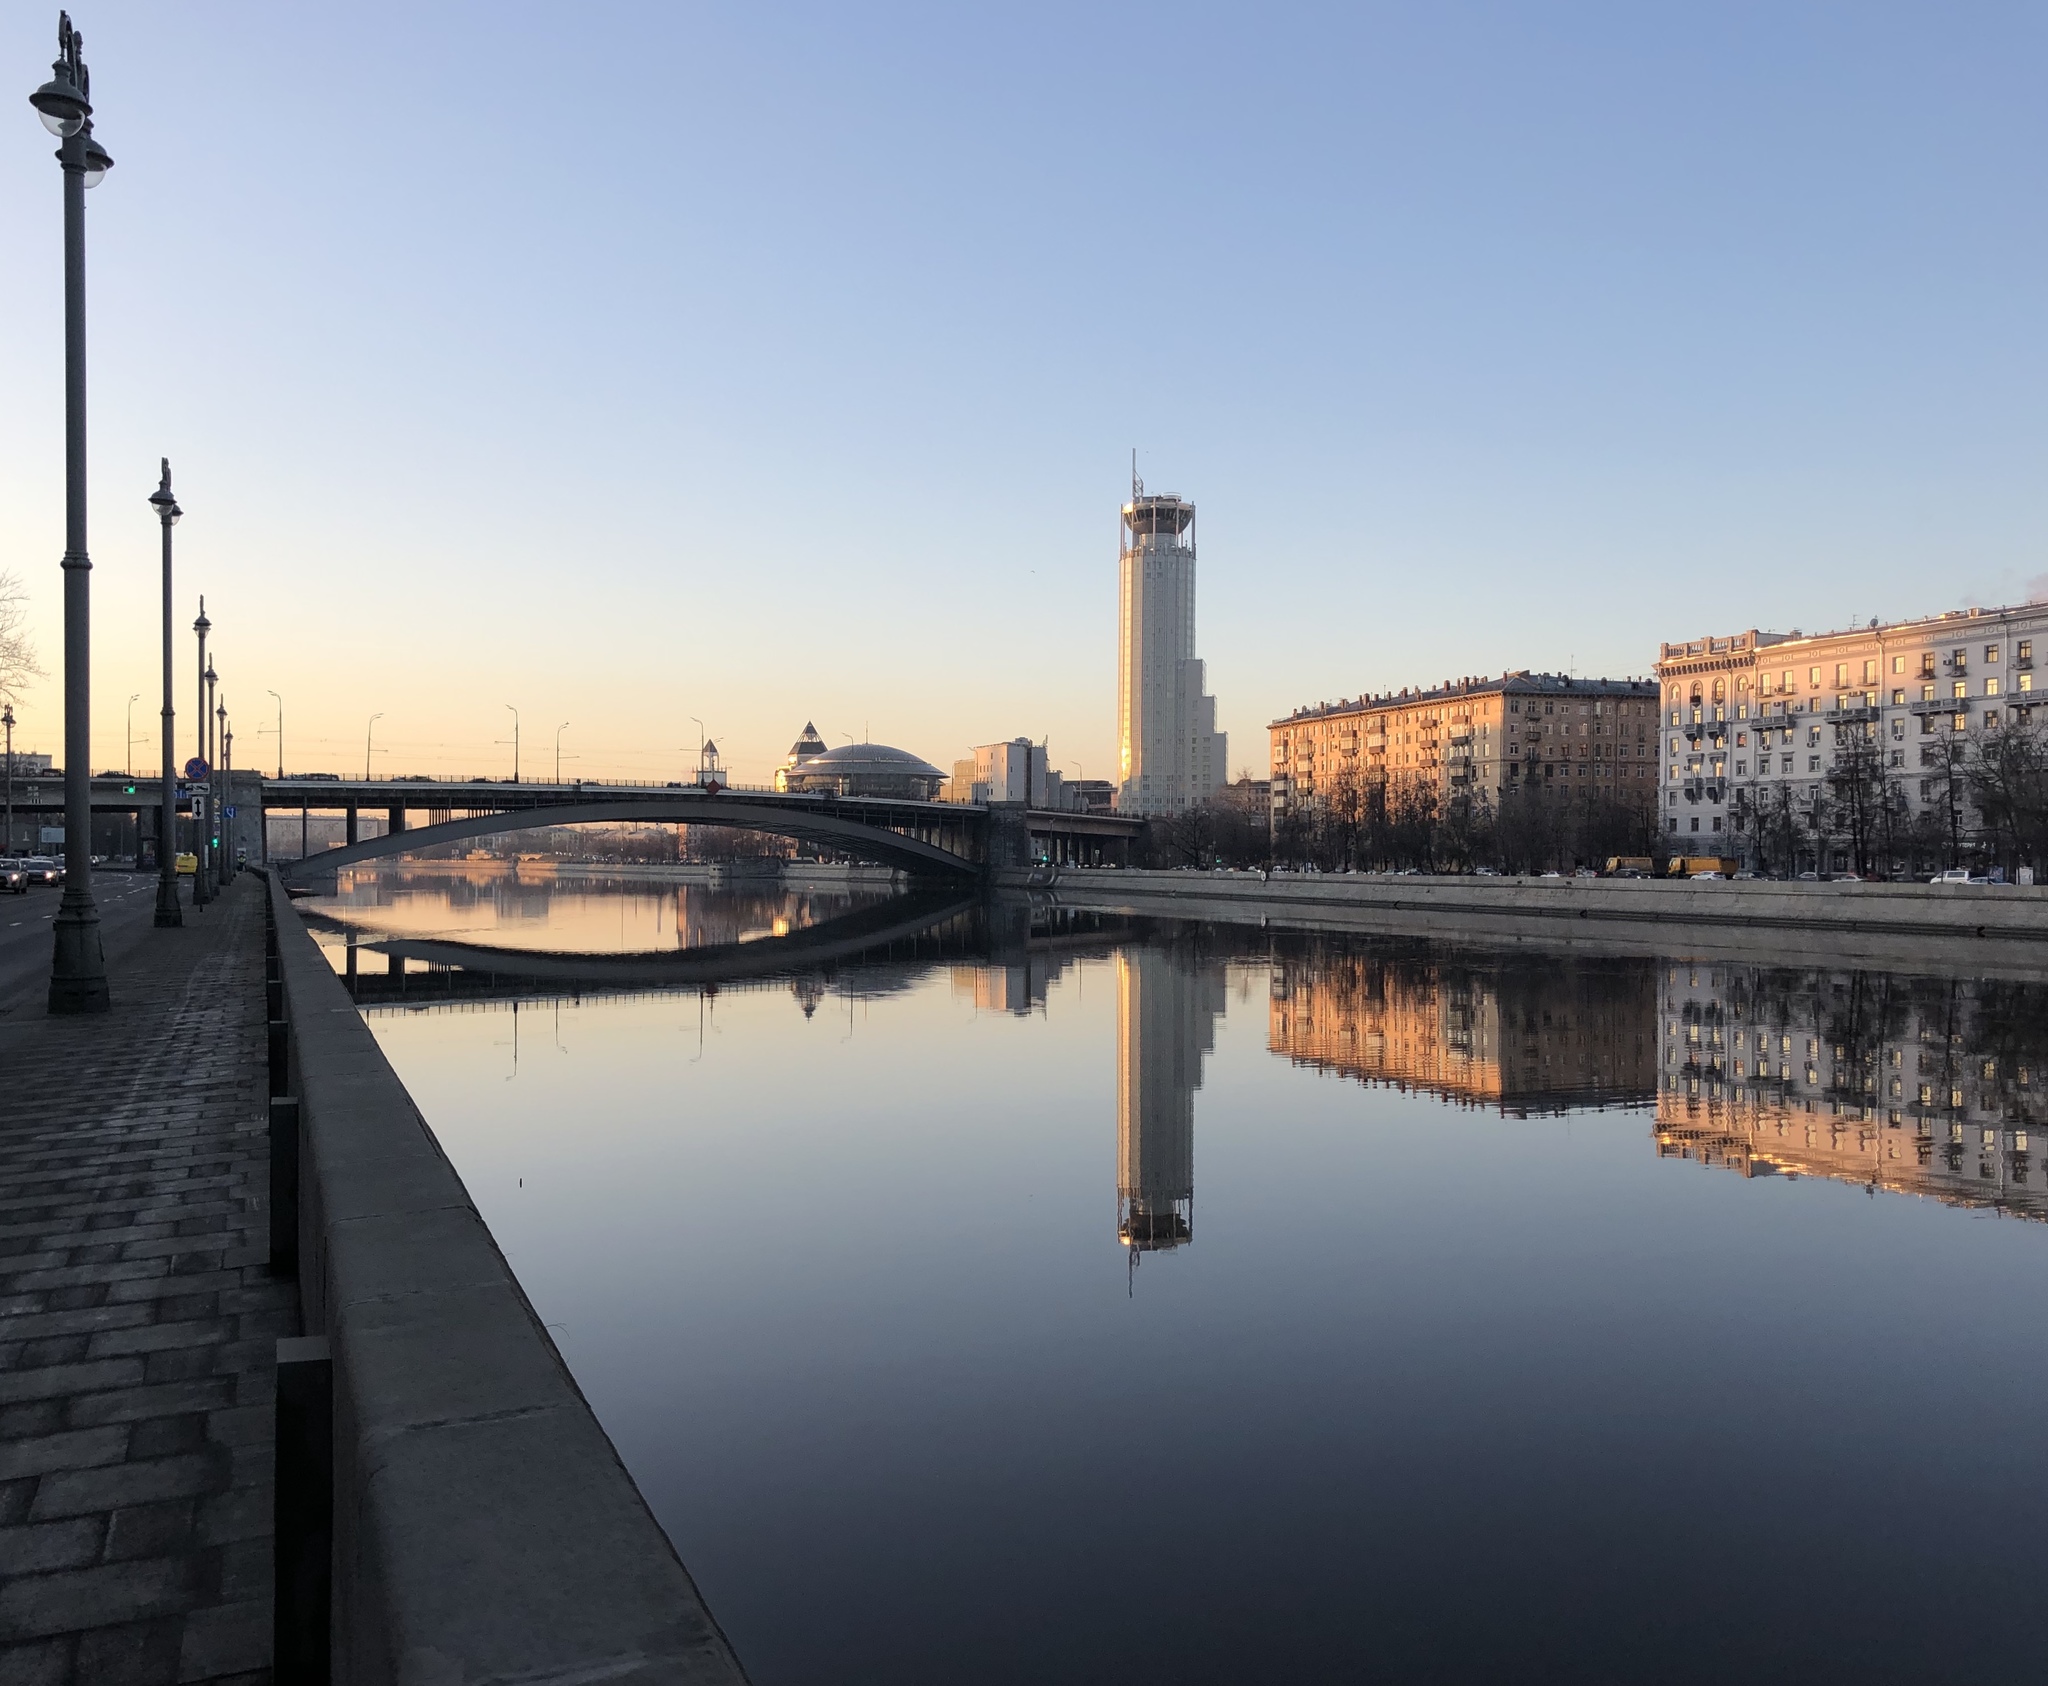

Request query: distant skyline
[{"left": 3, "top": 3, "right": 2046, "bottom": 786}]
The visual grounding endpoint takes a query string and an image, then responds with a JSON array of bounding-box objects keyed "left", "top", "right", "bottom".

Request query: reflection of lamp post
[
  {"left": 365, "top": 712, "right": 382, "bottom": 779},
  {"left": 148, "top": 460, "right": 182, "bottom": 923},
  {"left": 504, "top": 704, "right": 519, "bottom": 783},
  {"left": 192, "top": 599, "right": 211, "bottom": 906},
  {"left": 554, "top": 721, "right": 569, "bottom": 784},
  {"left": 34, "top": 12, "right": 115, "bottom": 1011}
]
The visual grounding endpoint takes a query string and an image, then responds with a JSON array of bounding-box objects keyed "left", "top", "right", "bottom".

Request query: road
[{"left": 0, "top": 871, "right": 194, "bottom": 1016}]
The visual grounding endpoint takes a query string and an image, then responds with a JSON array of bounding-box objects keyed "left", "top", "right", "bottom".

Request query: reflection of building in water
[
  {"left": 1655, "top": 964, "right": 2048, "bottom": 1219},
  {"left": 1118, "top": 946, "right": 1228, "bottom": 1254},
  {"left": 1267, "top": 943, "right": 1657, "bottom": 1115}
]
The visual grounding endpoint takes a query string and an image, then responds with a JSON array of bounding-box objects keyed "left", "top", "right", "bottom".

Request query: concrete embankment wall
[
  {"left": 1034, "top": 867, "right": 2048, "bottom": 975},
  {"left": 263, "top": 871, "right": 747, "bottom": 1684}
]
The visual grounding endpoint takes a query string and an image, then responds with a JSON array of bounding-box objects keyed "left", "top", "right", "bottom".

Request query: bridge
[{"left": 3, "top": 774, "right": 1141, "bottom": 879}]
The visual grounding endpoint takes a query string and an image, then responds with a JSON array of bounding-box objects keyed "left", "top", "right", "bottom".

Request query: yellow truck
[{"left": 1665, "top": 855, "right": 1739, "bottom": 878}]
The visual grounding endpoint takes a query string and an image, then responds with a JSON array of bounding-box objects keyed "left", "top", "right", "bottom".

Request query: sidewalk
[{"left": 0, "top": 875, "right": 297, "bottom": 1683}]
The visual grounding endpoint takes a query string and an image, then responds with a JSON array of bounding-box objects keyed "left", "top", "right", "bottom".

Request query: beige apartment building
[
  {"left": 1655, "top": 600, "right": 2048, "bottom": 859},
  {"left": 1268, "top": 672, "right": 1660, "bottom": 821}
]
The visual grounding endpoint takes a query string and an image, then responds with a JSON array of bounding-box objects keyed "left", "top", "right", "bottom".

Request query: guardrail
[{"left": 259, "top": 869, "right": 748, "bottom": 1683}]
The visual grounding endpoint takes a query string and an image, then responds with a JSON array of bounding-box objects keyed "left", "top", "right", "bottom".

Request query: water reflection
[
  {"left": 346, "top": 883, "right": 2048, "bottom": 1684},
  {"left": 1267, "top": 938, "right": 1659, "bottom": 1115},
  {"left": 1655, "top": 963, "right": 2048, "bottom": 1219},
  {"left": 1116, "top": 942, "right": 1225, "bottom": 1255}
]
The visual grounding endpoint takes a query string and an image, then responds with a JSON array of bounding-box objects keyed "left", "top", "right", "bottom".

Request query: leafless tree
[{"left": 0, "top": 571, "right": 44, "bottom": 707}]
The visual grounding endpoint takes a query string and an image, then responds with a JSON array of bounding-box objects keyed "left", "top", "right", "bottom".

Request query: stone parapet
[{"left": 260, "top": 870, "right": 747, "bottom": 1685}]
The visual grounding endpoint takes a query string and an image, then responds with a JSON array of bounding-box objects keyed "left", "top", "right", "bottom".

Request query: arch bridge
[{"left": 262, "top": 778, "right": 1140, "bottom": 882}]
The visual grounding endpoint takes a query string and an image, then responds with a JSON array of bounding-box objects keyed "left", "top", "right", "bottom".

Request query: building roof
[
  {"left": 1270, "top": 671, "right": 1657, "bottom": 729},
  {"left": 788, "top": 742, "right": 945, "bottom": 780}
]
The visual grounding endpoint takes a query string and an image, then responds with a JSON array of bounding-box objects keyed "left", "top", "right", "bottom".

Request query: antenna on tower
[{"left": 1131, "top": 448, "right": 1142, "bottom": 501}]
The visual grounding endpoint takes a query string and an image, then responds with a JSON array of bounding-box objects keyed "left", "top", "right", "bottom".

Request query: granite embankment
[{"left": 1034, "top": 868, "right": 2048, "bottom": 973}]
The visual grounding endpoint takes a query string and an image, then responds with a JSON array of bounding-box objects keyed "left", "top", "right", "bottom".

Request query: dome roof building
[{"left": 777, "top": 741, "right": 946, "bottom": 801}]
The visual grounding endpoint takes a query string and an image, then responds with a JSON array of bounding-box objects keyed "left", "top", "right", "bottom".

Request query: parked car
[
  {"left": 1689, "top": 870, "right": 1725, "bottom": 880},
  {"left": 22, "top": 856, "right": 62, "bottom": 886},
  {"left": 1929, "top": 868, "right": 1972, "bottom": 884},
  {"left": 0, "top": 860, "right": 27, "bottom": 894},
  {"left": 1732, "top": 870, "right": 1760, "bottom": 880}
]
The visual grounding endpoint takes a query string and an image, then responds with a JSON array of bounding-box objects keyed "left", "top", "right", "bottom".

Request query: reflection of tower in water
[{"left": 1116, "top": 946, "right": 1227, "bottom": 1258}]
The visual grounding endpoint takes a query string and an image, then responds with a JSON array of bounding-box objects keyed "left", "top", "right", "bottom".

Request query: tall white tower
[{"left": 1117, "top": 468, "right": 1226, "bottom": 815}]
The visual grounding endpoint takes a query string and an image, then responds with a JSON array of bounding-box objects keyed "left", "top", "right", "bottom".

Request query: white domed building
[{"left": 776, "top": 740, "right": 946, "bottom": 801}]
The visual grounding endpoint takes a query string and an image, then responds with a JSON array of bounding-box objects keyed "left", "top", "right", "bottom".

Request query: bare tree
[{"left": 0, "top": 571, "right": 44, "bottom": 707}]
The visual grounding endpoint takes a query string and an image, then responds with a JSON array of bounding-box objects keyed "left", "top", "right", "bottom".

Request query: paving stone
[
  {"left": 0, "top": 1520, "right": 102, "bottom": 1576},
  {"left": 103, "top": 1503, "right": 196, "bottom": 1566},
  {"left": 0, "top": 1557, "right": 202, "bottom": 1642},
  {"left": 0, "top": 880, "right": 294, "bottom": 1680},
  {"left": 0, "top": 1430, "right": 129, "bottom": 1484}
]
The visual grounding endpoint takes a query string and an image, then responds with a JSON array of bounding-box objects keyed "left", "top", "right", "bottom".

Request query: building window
[
  {"left": 1952, "top": 680, "right": 1967, "bottom": 700},
  {"left": 1986, "top": 677, "right": 2001, "bottom": 696},
  {"left": 2020, "top": 640, "right": 2033, "bottom": 662},
  {"left": 1987, "top": 644, "right": 2001, "bottom": 663},
  {"left": 1985, "top": 710, "right": 2000, "bottom": 729},
  {"left": 1690, "top": 817, "right": 1700, "bottom": 832},
  {"left": 1892, "top": 655, "right": 1906, "bottom": 674},
  {"left": 1711, "top": 816, "right": 1722, "bottom": 831},
  {"left": 1668, "top": 817, "right": 1678, "bottom": 832}
]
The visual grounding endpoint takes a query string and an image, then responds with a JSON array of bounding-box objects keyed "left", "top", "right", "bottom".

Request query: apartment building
[
  {"left": 1268, "top": 672, "right": 1660, "bottom": 821},
  {"left": 1655, "top": 601, "right": 2048, "bottom": 855}
]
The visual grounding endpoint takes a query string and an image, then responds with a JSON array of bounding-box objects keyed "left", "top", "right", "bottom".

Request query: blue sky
[{"left": 1, "top": 2, "right": 2044, "bottom": 784}]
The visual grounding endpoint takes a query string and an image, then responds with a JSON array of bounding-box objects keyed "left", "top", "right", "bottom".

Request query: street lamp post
[
  {"left": 215, "top": 694, "right": 229, "bottom": 884},
  {"left": 366, "top": 712, "right": 382, "bottom": 780},
  {"left": 125, "top": 692, "right": 138, "bottom": 776},
  {"left": 192, "top": 599, "right": 210, "bottom": 906},
  {"left": 267, "top": 689, "right": 282, "bottom": 778},
  {"left": 148, "top": 461, "right": 181, "bottom": 925},
  {"left": 2, "top": 704, "right": 14, "bottom": 855},
  {"left": 504, "top": 704, "right": 519, "bottom": 783},
  {"left": 555, "top": 721, "right": 568, "bottom": 784},
  {"left": 32, "top": 12, "right": 115, "bottom": 1012},
  {"left": 207, "top": 664, "right": 221, "bottom": 891},
  {"left": 222, "top": 712, "right": 233, "bottom": 880}
]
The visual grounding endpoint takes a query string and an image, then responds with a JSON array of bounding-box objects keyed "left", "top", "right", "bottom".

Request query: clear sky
[{"left": 1, "top": 2, "right": 2044, "bottom": 787}]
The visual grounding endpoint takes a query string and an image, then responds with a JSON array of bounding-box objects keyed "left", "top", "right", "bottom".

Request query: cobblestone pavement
[{"left": 0, "top": 876, "right": 295, "bottom": 1684}]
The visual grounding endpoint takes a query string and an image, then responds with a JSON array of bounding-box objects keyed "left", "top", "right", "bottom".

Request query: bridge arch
[{"left": 277, "top": 798, "right": 979, "bottom": 881}]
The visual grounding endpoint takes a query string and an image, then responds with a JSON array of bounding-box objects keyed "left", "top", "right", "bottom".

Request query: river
[{"left": 305, "top": 865, "right": 2048, "bottom": 1684}]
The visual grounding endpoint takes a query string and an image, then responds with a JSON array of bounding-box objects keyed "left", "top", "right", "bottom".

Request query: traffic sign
[
  {"left": 184, "top": 757, "right": 210, "bottom": 781},
  {"left": 223, "top": 804, "right": 236, "bottom": 818}
]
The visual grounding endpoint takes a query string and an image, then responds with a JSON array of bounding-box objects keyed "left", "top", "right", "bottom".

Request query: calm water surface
[{"left": 308, "top": 870, "right": 2048, "bottom": 1684}]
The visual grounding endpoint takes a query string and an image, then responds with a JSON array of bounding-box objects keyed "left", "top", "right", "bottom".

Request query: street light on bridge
[
  {"left": 125, "top": 693, "right": 138, "bottom": 776},
  {"left": 366, "top": 711, "right": 382, "bottom": 780},
  {"left": 32, "top": 10, "right": 114, "bottom": 1011},
  {"left": 267, "top": 689, "right": 282, "bottom": 778},
  {"left": 555, "top": 721, "right": 569, "bottom": 784},
  {"left": 504, "top": 703, "right": 519, "bottom": 783}
]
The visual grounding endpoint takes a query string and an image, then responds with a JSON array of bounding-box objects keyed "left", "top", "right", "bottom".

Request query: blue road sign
[
  {"left": 184, "top": 757, "right": 210, "bottom": 781},
  {"left": 224, "top": 804, "right": 236, "bottom": 818}
]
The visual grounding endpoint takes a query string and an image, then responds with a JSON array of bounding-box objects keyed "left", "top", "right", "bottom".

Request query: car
[
  {"left": 1689, "top": 870, "right": 1725, "bottom": 880},
  {"left": 1539, "top": 870, "right": 1563, "bottom": 880},
  {"left": 1796, "top": 871, "right": 1820, "bottom": 881},
  {"left": 21, "top": 856, "right": 62, "bottom": 887},
  {"left": 1929, "top": 868, "right": 1971, "bottom": 884},
  {"left": 1574, "top": 868, "right": 1598, "bottom": 879},
  {"left": 1828, "top": 872, "right": 1862, "bottom": 883},
  {"left": 0, "top": 860, "right": 26, "bottom": 894},
  {"left": 1732, "top": 870, "right": 1760, "bottom": 881},
  {"left": 174, "top": 852, "right": 198, "bottom": 877},
  {"left": 1474, "top": 866, "right": 1498, "bottom": 877}
]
